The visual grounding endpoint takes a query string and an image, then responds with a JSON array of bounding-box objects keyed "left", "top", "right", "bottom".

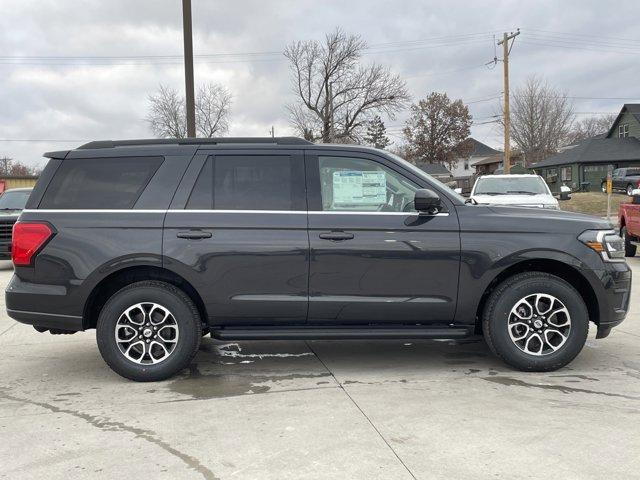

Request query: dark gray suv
[{"left": 5, "top": 138, "right": 632, "bottom": 381}]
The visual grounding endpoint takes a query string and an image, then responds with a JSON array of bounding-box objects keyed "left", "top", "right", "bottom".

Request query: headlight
[{"left": 578, "top": 230, "right": 625, "bottom": 262}]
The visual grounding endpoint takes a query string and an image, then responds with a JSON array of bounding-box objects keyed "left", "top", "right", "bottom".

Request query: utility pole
[
  {"left": 497, "top": 29, "right": 520, "bottom": 174},
  {"left": 270, "top": 126, "right": 275, "bottom": 138},
  {"left": 328, "top": 82, "right": 335, "bottom": 142},
  {"left": 182, "top": 0, "right": 196, "bottom": 138}
]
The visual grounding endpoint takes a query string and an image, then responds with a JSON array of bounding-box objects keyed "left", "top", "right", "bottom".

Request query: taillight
[{"left": 12, "top": 222, "right": 54, "bottom": 266}]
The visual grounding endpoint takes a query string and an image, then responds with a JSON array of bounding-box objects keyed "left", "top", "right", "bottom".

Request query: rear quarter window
[{"left": 39, "top": 157, "right": 163, "bottom": 209}]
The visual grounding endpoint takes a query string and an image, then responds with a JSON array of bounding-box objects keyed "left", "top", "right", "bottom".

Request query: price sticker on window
[{"left": 332, "top": 170, "right": 386, "bottom": 206}]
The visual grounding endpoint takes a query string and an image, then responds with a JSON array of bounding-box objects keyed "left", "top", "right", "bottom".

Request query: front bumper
[{"left": 592, "top": 260, "right": 632, "bottom": 338}]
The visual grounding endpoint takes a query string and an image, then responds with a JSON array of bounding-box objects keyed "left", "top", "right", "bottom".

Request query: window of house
[
  {"left": 561, "top": 166, "right": 572, "bottom": 182},
  {"left": 545, "top": 168, "right": 558, "bottom": 183},
  {"left": 318, "top": 156, "right": 419, "bottom": 212},
  {"left": 619, "top": 124, "right": 629, "bottom": 138},
  {"left": 40, "top": 157, "right": 163, "bottom": 209},
  {"left": 186, "top": 155, "right": 304, "bottom": 211}
]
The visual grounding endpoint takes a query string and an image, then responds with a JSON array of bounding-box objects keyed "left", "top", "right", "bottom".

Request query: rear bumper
[
  {"left": 5, "top": 274, "right": 83, "bottom": 331},
  {"left": 6, "top": 308, "right": 83, "bottom": 331}
]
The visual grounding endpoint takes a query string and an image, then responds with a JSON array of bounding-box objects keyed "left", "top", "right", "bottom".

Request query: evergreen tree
[{"left": 364, "top": 115, "right": 391, "bottom": 149}]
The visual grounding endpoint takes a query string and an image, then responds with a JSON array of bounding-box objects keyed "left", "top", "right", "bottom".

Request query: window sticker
[{"left": 332, "top": 170, "right": 386, "bottom": 206}]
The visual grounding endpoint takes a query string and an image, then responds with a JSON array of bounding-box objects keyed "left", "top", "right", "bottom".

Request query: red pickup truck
[{"left": 619, "top": 189, "right": 640, "bottom": 257}]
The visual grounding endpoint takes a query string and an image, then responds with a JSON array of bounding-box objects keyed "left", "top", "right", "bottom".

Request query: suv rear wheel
[
  {"left": 483, "top": 272, "right": 589, "bottom": 371},
  {"left": 96, "top": 281, "right": 202, "bottom": 381}
]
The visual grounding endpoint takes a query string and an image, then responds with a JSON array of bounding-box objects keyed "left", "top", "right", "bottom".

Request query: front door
[
  {"left": 163, "top": 150, "right": 309, "bottom": 325},
  {"left": 306, "top": 151, "right": 460, "bottom": 325}
]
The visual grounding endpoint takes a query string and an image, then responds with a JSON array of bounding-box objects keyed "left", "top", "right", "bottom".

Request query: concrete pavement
[{"left": 0, "top": 258, "right": 639, "bottom": 480}]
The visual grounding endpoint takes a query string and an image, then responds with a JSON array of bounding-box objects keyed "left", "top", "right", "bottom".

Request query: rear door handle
[
  {"left": 176, "top": 230, "right": 212, "bottom": 240},
  {"left": 319, "top": 232, "right": 354, "bottom": 241}
]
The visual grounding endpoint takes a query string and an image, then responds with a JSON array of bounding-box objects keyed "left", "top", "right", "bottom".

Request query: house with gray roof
[
  {"left": 415, "top": 162, "right": 453, "bottom": 182},
  {"left": 448, "top": 138, "right": 500, "bottom": 192},
  {"left": 531, "top": 104, "right": 640, "bottom": 192}
]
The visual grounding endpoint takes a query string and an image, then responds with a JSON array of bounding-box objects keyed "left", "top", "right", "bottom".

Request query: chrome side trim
[{"left": 24, "top": 209, "right": 449, "bottom": 217}]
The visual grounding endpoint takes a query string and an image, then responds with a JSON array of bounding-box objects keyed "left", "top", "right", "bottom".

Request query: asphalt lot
[{"left": 0, "top": 259, "right": 639, "bottom": 480}]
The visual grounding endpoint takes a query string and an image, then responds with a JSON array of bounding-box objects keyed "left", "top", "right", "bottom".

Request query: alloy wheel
[
  {"left": 114, "top": 302, "right": 179, "bottom": 365},
  {"left": 507, "top": 293, "right": 571, "bottom": 356}
]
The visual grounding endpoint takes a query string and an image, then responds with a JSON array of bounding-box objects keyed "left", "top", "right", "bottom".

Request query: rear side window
[
  {"left": 40, "top": 157, "right": 163, "bottom": 209},
  {"left": 186, "top": 155, "right": 304, "bottom": 211}
]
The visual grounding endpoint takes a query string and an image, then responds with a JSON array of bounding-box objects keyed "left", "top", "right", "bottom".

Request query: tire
[
  {"left": 601, "top": 182, "right": 607, "bottom": 193},
  {"left": 622, "top": 226, "right": 637, "bottom": 257},
  {"left": 482, "top": 272, "right": 589, "bottom": 372},
  {"left": 96, "top": 281, "right": 202, "bottom": 381},
  {"left": 627, "top": 184, "right": 635, "bottom": 197}
]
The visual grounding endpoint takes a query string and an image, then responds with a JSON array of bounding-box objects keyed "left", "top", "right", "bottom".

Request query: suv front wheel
[
  {"left": 483, "top": 272, "right": 589, "bottom": 371},
  {"left": 97, "top": 281, "right": 202, "bottom": 381}
]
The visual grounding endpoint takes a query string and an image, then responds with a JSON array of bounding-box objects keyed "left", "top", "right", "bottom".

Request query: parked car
[
  {"left": 600, "top": 167, "right": 640, "bottom": 196},
  {"left": 0, "top": 187, "right": 33, "bottom": 260},
  {"left": 470, "top": 174, "right": 560, "bottom": 209},
  {"left": 619, "top": 188, "right": 640, "bottom": 257},
  {"left": 6, "top": 138, "right": 631, "bottom": 381}
]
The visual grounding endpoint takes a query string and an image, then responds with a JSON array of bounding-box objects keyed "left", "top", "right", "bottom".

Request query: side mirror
[{"left": 414, "top": 189, "right": 442, "bottom": 214}]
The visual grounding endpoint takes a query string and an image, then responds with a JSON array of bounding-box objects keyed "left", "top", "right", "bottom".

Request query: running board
[{"left": 211, "top": 326, "right": 473, "bottom": 341}]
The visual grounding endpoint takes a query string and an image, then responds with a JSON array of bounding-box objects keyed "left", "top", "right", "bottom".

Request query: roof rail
[{"left": 78, "top": 137, "right": 313, "bottom": 149}]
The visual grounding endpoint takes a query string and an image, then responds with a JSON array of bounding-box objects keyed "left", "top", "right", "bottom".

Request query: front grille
[{"left": 0, "top": 219, "right": 17, "bottom": 241}]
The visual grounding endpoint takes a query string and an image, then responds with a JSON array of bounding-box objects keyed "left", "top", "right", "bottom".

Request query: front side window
[
  {"left": 187, "top": 155, "right": 303, "bottom": 211},
  {"left": 40, "top": 157, "right": 163, "bottom": 209},
  {"left": 318, "top": 156, "right": 419, "bottom": 212}
]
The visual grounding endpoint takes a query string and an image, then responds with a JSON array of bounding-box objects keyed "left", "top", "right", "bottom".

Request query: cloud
[{"left": 1, "top": 0, "right": 639, "bottom": 166}]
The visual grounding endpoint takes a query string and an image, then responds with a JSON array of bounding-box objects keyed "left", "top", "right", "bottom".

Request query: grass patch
[{"left": 560, "top": 191, "right": 629, "bottom": 218}]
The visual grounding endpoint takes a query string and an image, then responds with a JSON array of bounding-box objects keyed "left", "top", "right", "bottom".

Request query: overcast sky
[{"left": 2, "top": 0, "right": 640, "bottom": 168}]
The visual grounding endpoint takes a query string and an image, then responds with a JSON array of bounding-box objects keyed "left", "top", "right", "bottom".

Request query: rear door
[
  {"left": 163, "top": 150, "right": 309, "bottom": 325},
  {"left": 613, "top": 168, "right": 625, "bottom": 190},
  {"left": 305, "top": 150, "right": 461, "bottom": 325}
]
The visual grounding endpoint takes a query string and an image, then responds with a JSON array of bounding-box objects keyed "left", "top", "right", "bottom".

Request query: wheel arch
[
  {"left": 83, "top": 265, "right": 208, "bottom": 330},
  {"left": 474, "top": 258, "right": 599, "bottom": 334}
]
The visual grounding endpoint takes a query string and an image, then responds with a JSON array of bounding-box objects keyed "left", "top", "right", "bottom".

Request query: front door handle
[
  {"left": 319, "top": 231, "right": 354, "bottom": 241},
  {"left": 177, "top": 230, "right": 212, "bottom": 240}
]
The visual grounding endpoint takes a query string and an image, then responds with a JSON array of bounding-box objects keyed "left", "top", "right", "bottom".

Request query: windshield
[
  {"left": 384, "top": 151, "right": 467, "bottom": 203},
  {"left": 473, "top": 176, "right": 549, "bottom": 195},
  {"left": 0, "top": 190, "right": 31, "bottom": 210}
]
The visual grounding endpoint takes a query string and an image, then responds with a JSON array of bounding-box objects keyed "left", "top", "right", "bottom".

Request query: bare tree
[
  {"left": 0, "top": 157, "right": 40, "bottom": 176},
  {"left": 506, "top": 76, "right": 574, "bottom": 165},
  {"left": 146, "top": 83, "right": 232, "bottom": 138},
  {"left": 402, "top": 92, "right": 472, "bottom": 168},
  {"left": 284, "top": 28, "right": 409, "bottom": 143},
  {"left": 195, "top": 83, "right": 232, "bottom": 137},
  {"left": 568, "top": 114, "right": 616, "bottom": 144},
  {"left": 146, "top": 85, "right": 186, "bottom": 138}
]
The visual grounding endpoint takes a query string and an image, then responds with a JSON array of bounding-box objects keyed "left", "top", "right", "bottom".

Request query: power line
[
  {"left": 524, "top": 28, "right": 640, "bottom": 46},
  {"left": 0, "top": 30, "right": 512, "bottom": 66}
]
